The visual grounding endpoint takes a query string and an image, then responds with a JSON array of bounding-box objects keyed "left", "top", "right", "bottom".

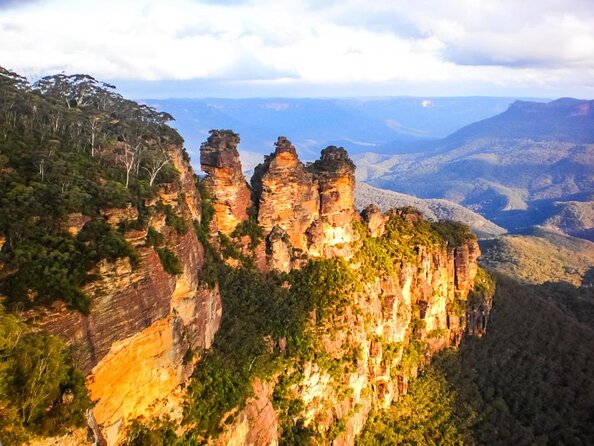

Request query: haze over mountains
[
  {"left": 146, "top": 96, "right": 526, "bottom": 160},
  {"left": 356, "top": 98, "right": 594, "bottom": 238}
]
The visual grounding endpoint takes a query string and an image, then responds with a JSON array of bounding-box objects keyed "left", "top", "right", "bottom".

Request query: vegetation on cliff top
[
  {"left": 358, "top": 270, "right": 594, "bottom": 446},
  {"left": 0, "top": 67, "right": 187, "bottom": 313},
  {"left": 125, "top": 198, "right": 479, "bottom": 444}
]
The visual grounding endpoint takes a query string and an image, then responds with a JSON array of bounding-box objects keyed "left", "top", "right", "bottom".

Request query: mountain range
[
  {"left": 145, "top": 96, "right": 526, "bottom": 160},
  {"left": 153, "top": 96, "right": 593, "bottom": 240},
  {"left": 1, "top": 67, "right": 593, "bottom": 446},
  {"left": 355, "top": 98, "right": 594, "bottom": 238}
]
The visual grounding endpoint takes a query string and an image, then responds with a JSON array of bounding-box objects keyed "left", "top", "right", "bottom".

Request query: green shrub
[
  {"left": 145, "top": 226, "right": 164, "bottom": 248},
  {"left": 156, "top": 247, "right": 182, "bottom": 275},
  {"left": 97, "top": 180, "right": 132, "bottom": 209},
  {"left": 123, "top": 417, "right": 183, "bottom": 446},
  {"left": 431, "top": 220, "right": 476, "bottom": 248},
  {"left": 231, "top": 219, "right": 264, "bottom": 250},
  {"left": 0, "top": 307, "right": 90, "bottom": 443}
]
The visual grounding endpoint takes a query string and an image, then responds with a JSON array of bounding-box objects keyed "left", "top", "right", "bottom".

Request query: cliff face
[
  {"left": 306, "top": 146, "right": 357, "bottom": 259},
  {"left": 30, "top": 130, "right": 484, "bottom": 446},
  {"left": 252, "top": 137, "right": 320, "bottom": 259},
  {"left": 214, "top": 225, "right": 480, "bottom": 446},
  {"left": 200, "top": 130, "right": 252, "bottom": 235},
  {"left": 183, "top": 134, "right": 483, "bottom": 445},
  {"left": 33, "top": 148, "right": 222, "bottom": 445}
]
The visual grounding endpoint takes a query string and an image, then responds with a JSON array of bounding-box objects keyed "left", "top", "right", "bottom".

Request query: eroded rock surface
[
  {"left": 252, "top": 137, "right": 320, "bottom": 260},
  {"left": 34, "top": 147, "right": 222, "bottom": 445},
  {"left": 200, "top": 130, "right": 252, "bottom": 235},
  {"left": 252, "top": 138, "right": 357, "bottom": 270}
]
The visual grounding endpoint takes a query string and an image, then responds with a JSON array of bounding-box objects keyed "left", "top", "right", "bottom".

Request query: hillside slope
[
  {"left": 359, "top": 227, "right": 594, "bottom": 445},
  {"left": 355, "top": 98, "right": 594, "bottom": 236},
  {"left": 355, "top": 182, "right": 506, "bottom": 239},
  {"left": 480, "top": 227, "right": 594, "bottom": 286}
]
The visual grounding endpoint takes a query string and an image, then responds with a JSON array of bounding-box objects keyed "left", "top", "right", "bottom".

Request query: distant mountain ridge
[
  {"left": 145, "top": 96, "right": 527, "bottom": 160},
  {"left": 445, "top": 97, "right": 594, "bottom": 145},
  {"left": 355, "top": 98, "right": 594, "bottom": 238}
]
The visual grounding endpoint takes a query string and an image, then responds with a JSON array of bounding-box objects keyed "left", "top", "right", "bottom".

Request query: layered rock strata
[
  {"left": 306, "top": 146, "right": 357, "bottom": 258},
  {"left": 33, "top": 148, "right": 222, "bottom": 445},
  {"left": 252, "top": 137, "right": 320, "bottom": 257},
  {"left": 251, "top": 137, "right": 357, "bottom": 271},
  {"left": 200, "top": 130, "right": 252, "bottom": 235}
]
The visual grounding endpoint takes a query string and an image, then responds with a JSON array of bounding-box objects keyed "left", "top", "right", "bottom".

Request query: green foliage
[
  {"left": 0, "top": 67, "right": 187, "bottom": 312},
  {"left": 78, "top": 219, "right": 139, "bottom": 267},
  {"left": 145, "top": 226, "right": 164, "bottom": 248},
  {"left": 182, "top": 258, "right": 359, "bottom": 441},
  {"left": 357, "top": 363, "right": 466, "bottom": 446},
  {"left": 480, "top": 229, "right": 594, "bottom": 286},
  {"left": 231, "top": 218, "right": 264, "bottom": 250},
  {"left": 158, "top": 202, "right": 188, "bottom": 235},
  {"left": 156, "top": 247, "right": 182, "bottom": 275},
  {"left": 467, "top": 266, "right": 495, "bottom": 309},
  {"left": 196, "top": 179, "right": 215, "bottom": 242},
  {"left": 123, "top": 417, "right": 187, "bottom": 446},
  {"left": 355, "top": 209, "right": 475, "bottom": 283},
  {"left": 361, "top": 274, "right": 594, "bottom": 445},
  {"left": 431, "top": 220, "right": 476, "bottom": 248},
  {"left": 97, "top": 180, "right": 132, "bottom": 209},
  {"left": 398, "top": 338, "right": 427, "bottom": 376},
  {"left": 440, "top": 276, "right": 594, "bottom": 445},
  {"left": 147, "top": 226, "right": 184, "bottom": 276},
  {"left": 290, "top": 258, "right": 358, "bottom": 322},
  {"left": 0, "top": 306, "right": 90, "bottom": 444},
  {"left": 1, "top": 218, "right": 137, "bottom": 314},
  {"left": 154, "top": 162, "right": 180, "bottom": 185}
]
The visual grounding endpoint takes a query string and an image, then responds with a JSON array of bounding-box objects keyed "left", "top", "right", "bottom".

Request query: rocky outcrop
[
  {"left": 31, "top": 131, "right": 484, "bottom": 446},
  {"left": 307, "top": 146, "right": 357, "bottom": 258},
  {"left": 251, "top": 138, "right": 357, "bottom": 271},
  {"left": 252, "top": 137, "right": 320, "bottom": 264},
  {"left": 33, "top": 147, "right": 222, "bottom": 445},
  {"left": 211, "top": 380, "right": 279, "bottom": 446},
  {"left": 361, "top": 204, "right": 388, "bottom": 238},
  {"left": 200, "top": 130, "right": 252, "bottom": 235}
]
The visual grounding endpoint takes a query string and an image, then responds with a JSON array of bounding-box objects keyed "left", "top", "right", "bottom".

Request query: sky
[{"left": 1, "top": 0, "right": 594, "bottom": 99}]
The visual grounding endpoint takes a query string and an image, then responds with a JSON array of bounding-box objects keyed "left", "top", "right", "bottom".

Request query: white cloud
[{"left": 1, "top": 0, "right": 593, "bottom": 96}]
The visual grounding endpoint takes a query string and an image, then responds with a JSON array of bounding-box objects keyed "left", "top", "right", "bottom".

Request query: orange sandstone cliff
[
  {"left": 33, "top": 147, "right": 221, "bottom": 445},
  {"left": 33, "top": 131, "right": 486, "bottom": 446}
]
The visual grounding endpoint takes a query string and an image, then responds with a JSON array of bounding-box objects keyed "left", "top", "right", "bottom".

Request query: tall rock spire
[
  {"left": 251, "top": 139, "right": 357, "bottom": 270},
  {"left": 307, "top": 145, "right": 357, "bottom": 257},
  {"left": 200, "top": 130, "right": 252, "bottom": 235},
  {"left": 252, "top": 137, "right": 320, "bottom": 257}
]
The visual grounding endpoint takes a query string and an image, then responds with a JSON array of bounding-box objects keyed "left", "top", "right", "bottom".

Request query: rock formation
[
  {"left": 31, "top": 131, "right": 485, "bottom": 446},
  {"left": 33, "top": 147, "right": 222, "bottom": 445},
  {"left": 306, "top": 146, "right": 357, "bottom": 258},
  {"left": 251, "top": 137, "right": 357, "bottom": 271},
  {"left": 216, "top": 215, "right": 481, "bottom": 445},
  {"left": 252, "top": 137, "right": 320, "bottom": 261},
  {"left": 200, "top": 130, "right": 252, "bottom": 235}
]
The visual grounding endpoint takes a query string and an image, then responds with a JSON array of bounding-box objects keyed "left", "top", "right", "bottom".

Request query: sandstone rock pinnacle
[{"left": 200, "top": 129, "right": 252, "bottom": 235}]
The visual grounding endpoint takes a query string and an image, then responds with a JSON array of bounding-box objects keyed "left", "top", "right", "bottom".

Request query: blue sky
[{"left": 2, "top": 0, "right": 594, "bottom": 98}]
